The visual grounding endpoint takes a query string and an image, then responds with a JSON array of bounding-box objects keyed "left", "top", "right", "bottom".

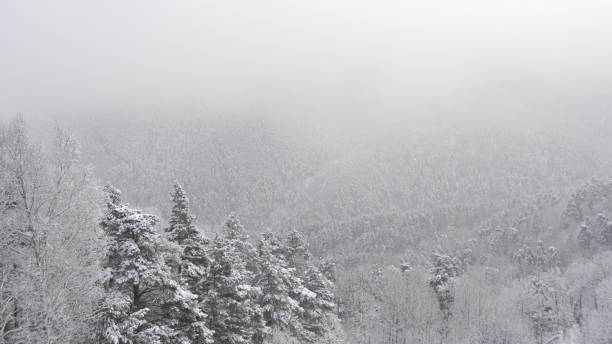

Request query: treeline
[
  {"left": 336, "top": 177, "right": 612, "bottom": 344},
  {"left": 0, "top": 117, "right": 344, "bottom": 344},
  {"left": 0, "top": 117, "right": 102, "bottom": 343},
  {"left": 99, "top": 183, "right": 343, "bottom": 344},
  {"left": 71, "top": 115, "right": 612, "bottom": 230}
]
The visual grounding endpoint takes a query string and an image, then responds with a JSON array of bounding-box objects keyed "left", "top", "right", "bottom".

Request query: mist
[
  {"left": 2, "top": 1, "right": 612, "bottom": 344},
  {"left": 2, "top": 0, "right": 611, "bottom": 122}
]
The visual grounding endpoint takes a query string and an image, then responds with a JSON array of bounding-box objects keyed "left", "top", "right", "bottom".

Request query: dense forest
[
  {"left": 3, "top": 0, "right": 612, "bottom": 342},
  {"left": 1, "top": 114, "right": 612, "bottom": 344}
]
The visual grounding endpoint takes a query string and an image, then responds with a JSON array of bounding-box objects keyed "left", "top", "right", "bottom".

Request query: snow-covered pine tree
[
  {"left": 165, "top": 182, "right": 210, "bottom": 296},
  {"left": 279, "top": 229, "right": 342, "bottom": 342},
  {"left": 296, "top": 263, "right": 337, "bottom": 343},
  {"left": 223, "top": 213, "right": 248, "bottom": 242},
  {"left": 222, "top": 213, "right": 261, "bottom": 279},
  {"left": 255, "top": 232, "right": 302, "bottom": 339},
  {"left": 100, "top": 185, "right": 210, "bottom": 344},
  {"left": 100, "top": 185, "right": 166, "bottom": 343},
  {"left": 285, "top": 230, "right": 311, "bottom": 274},
  {"left": 428, "top": 253, "right": 460, "bottom": 339},
  {"left": 165, "top": 182, "right": 214, "bottom": 343},
  {"left": 167, "top": 182, "right": 204, "bottom": 246},
  {"left": 202, "top": 235, "right": 263, "bottom": 344}
]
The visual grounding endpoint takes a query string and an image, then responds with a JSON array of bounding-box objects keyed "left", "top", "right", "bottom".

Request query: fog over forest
[{"left": 1, "top": 1, "right": 612, "bottom": 344}]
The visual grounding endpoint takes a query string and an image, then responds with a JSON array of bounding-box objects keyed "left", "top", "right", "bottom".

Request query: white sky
[{"left": 1, "top": 0, "right": 611, "bottom": 120}]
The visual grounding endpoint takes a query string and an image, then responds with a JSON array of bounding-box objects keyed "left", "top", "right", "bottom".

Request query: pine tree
[
  {"left": 428, "top": 253, "right": 460, "bottom": 339},
  {"left": 165, "top": 182, "right": 214, "bottom": 343},
  {"left": 100, "top": 185, "right": 209, "bottom": 344},
  {"left": 223, "top": 214, "right": 248, "bottom": 242},
  {"left": 166, "top": 182, "right": 210, "bottom": 296},
  {"left": 167, "top": 182, "right": 203, "bottom": 246},
  {"left": 297, "top": 264, "right": 337, "bottom": 342},
  {"left": 255, "top": 232, "right": 302, "bottom": 339},
  {"left": 222, "top": 213, "right": 260, "bottom": 278},
  {"left": 202, "top": 236, "right": 263, "bottom": 344},
  {"left": 285, "top": 230, "right": 311, "bottom": 273},
  {"left": 276, "top": 229, "right": 341, "bottom": 342}
]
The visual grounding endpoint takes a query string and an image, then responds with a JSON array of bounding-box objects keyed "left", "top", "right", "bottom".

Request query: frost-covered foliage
[
  {"left": 517, "top": 276, "right": 572, "bottom": 343},
  {"left": 298, "top": 264, "right": 337, "bottom": 341},
  {"left": 256, "top": 232, "right": 302, "bottom": 336},
  {"left": 428, "top": 253, "right": 460, "bottom": 338},
  {"left": 332, "top": 175, "right": 612, "bottom": 344},
  {"left": 4, "top": 115, "right": 612, "bottom": 344},
  {"left": 167, "top": 182, "right": 205, "bottom": 246},
  {"left": 100, "top": 185, "right": 209, "bottom": 344},
  {"left": 0, "top": 118, "right": 103, "bottom": 343},
  {"left": 72, "top": 116, "right": 612, "bottom": 230},
  {"left": 201, "top": 235, "right": 263, "bottom": 344},
  {"left": 96, "top": 183, "right": 344, "bottom": 344},
  {"left": 512, "top": 240, "right": 560, "bottom": 276},
  {"left": 165, "top": 182, "right": 211, "bottom": 304}
]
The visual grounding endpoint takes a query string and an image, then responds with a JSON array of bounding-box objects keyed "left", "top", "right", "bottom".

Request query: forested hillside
[
  {"left": 0, "top": 117, "right": 344, "bottom": 344},
  {"left": 2, "top": 114, "right": 611, "bottom": 343},
  {"left": 3, "top": 0, "right": 612, "bottom": 342},
  {"left": 65, "top": 114, "right": 612, "bottom": 229}
]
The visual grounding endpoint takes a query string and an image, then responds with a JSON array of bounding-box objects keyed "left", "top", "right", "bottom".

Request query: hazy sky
[{"left": 1, "top": 0, "right": 611, "bottom": 120}]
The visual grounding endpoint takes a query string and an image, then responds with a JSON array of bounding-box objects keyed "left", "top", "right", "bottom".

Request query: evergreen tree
[
  {"left": 285, "top": 230, "right": 311, "bottom": 273},
  {"left": 222, "top": 214, "right": 259, "bottom": 274},
  {"left": 275, "top": 229, "right": 340, "bottom": 342},
  {"left": 202, "top": 236, "right": 263, "bottom": 344},
  {"left": 167, "top": 182, "right": 203, "bottom": 246},
  {"left": 428, "top": 253, "right": 460, "bottom": 339},
  {"left": 166, "top": 182, "right": 210, "bottom": 296},
  {"left": 165, "top": 182, "right": 214, "bottom": 343},
  {"left": 100, "top": 185, "right": 209, "bottom": 344},
  {"left": 223, "top": 214, "right": 248, "bottom": 242},
  {"left": 297, "top": 264, "right": 337, "bottom": 342},
  {"left": 255, "top": 232, "right": 302, "bottom": 339}
]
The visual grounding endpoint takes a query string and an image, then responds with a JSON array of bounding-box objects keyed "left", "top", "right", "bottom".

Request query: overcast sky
[{"left": 1, "top": 0, "right": 611, "bottom": 121}]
